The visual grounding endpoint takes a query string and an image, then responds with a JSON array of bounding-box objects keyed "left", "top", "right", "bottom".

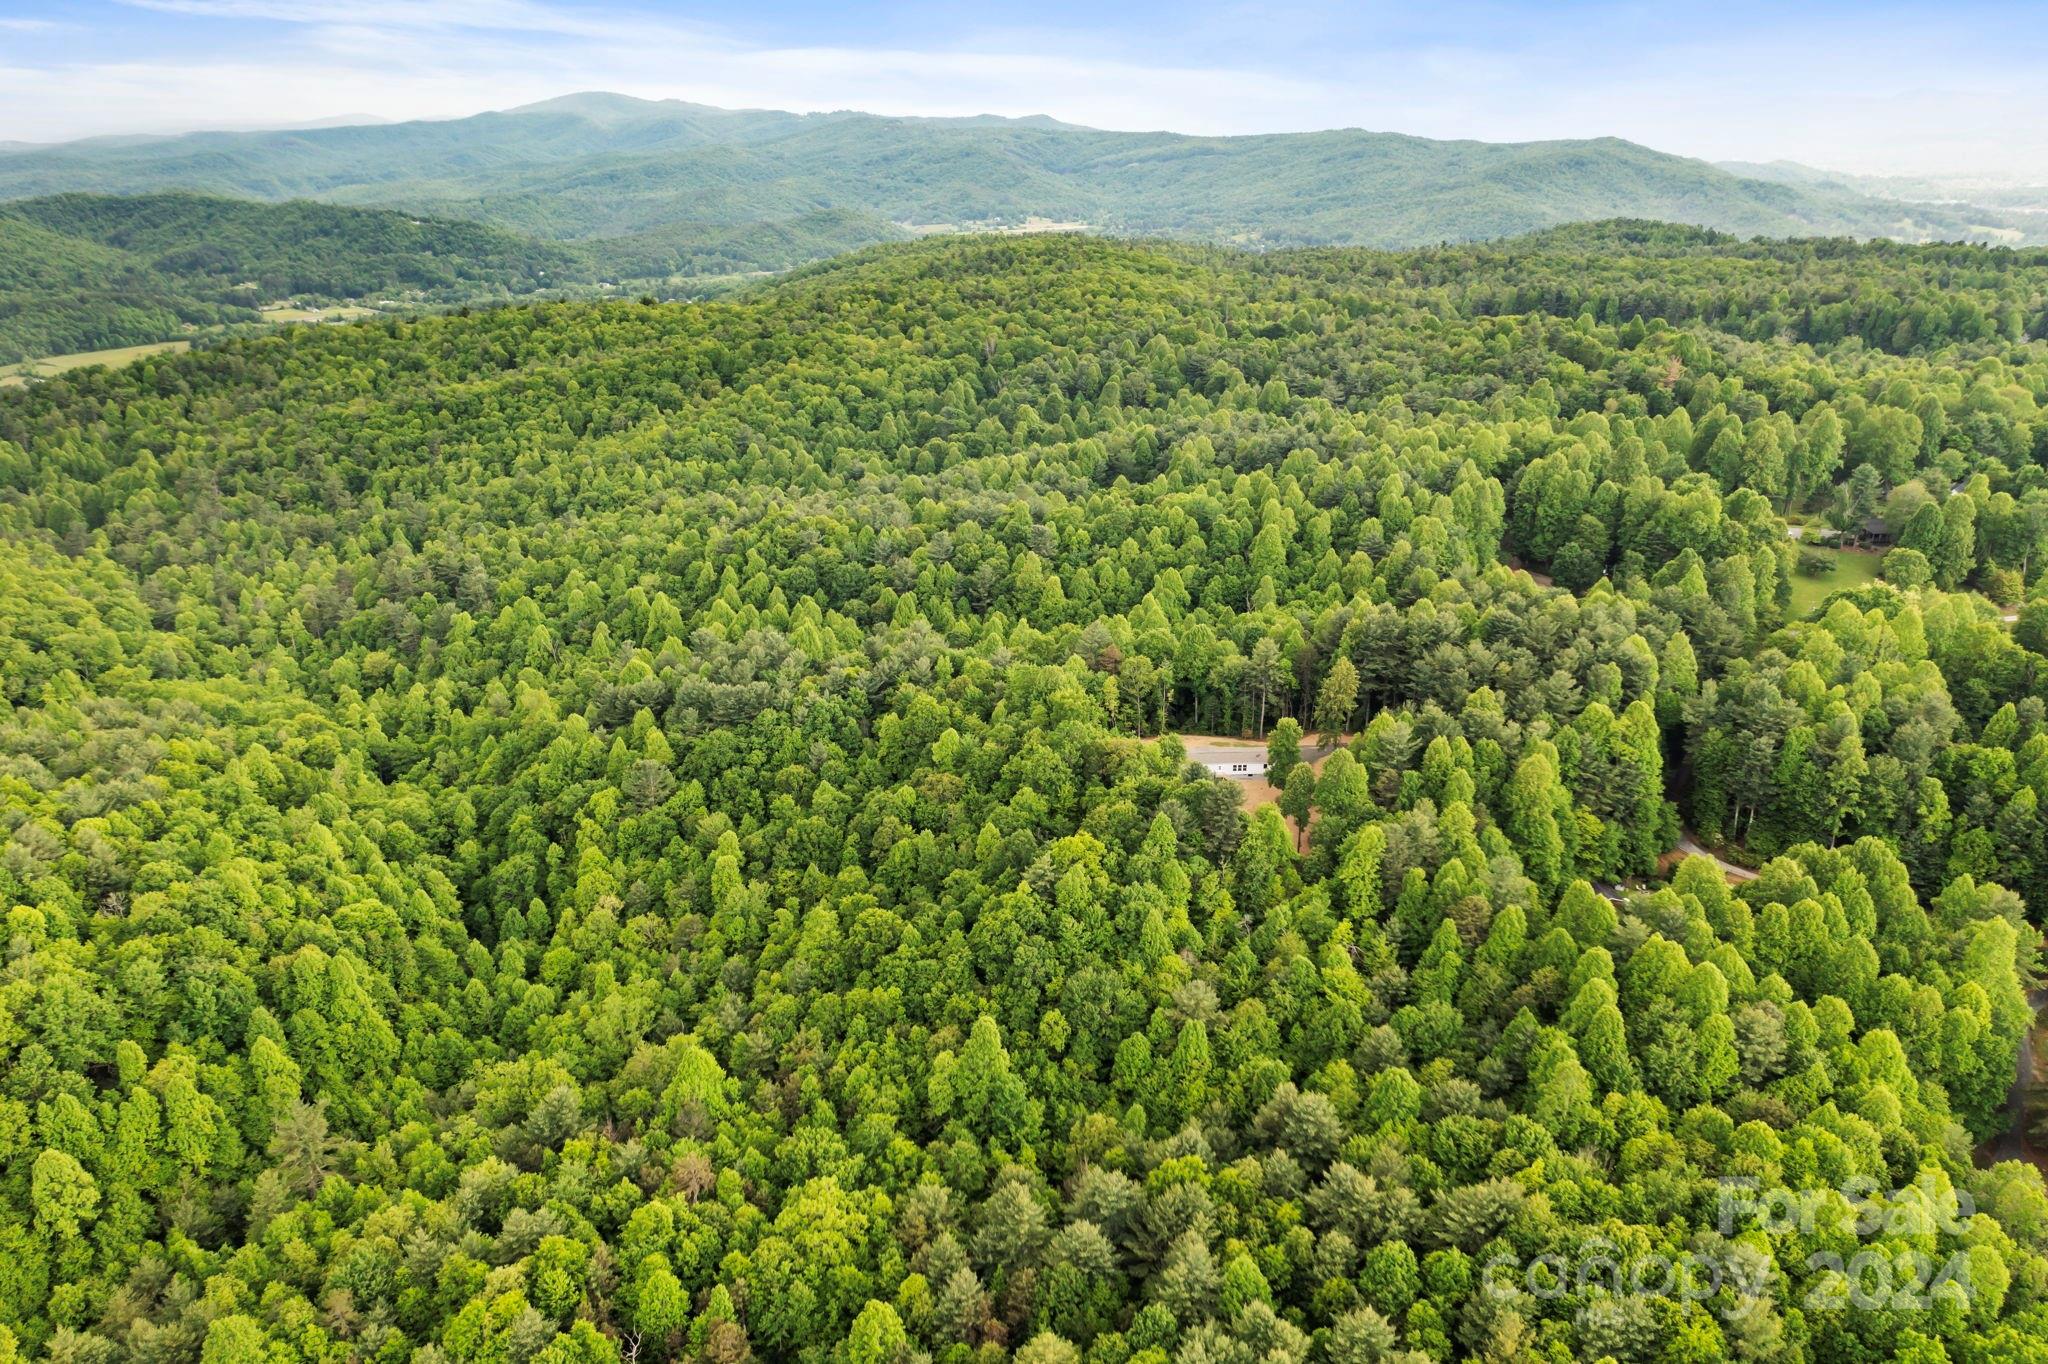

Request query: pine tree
[{"left": 1315, "top": 655, "right": 1359, "bottom": 745}]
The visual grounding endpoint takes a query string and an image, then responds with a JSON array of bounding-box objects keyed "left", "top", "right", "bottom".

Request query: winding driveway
[
  {"left": 1988, "top": 988, "right": 2048, "bottom": 1167},
  {"left": 1675, "top": 832, "right": 1759, "bottom": 883}
]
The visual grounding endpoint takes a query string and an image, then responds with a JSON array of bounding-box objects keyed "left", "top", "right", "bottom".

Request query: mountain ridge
[{"left": 4, "top": 92, "right": 2039, "bottom": 249}]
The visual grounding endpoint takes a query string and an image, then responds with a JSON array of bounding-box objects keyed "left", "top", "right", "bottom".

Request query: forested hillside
[
  {"left": 0, "top": 193, "right": 598, "bottom": 364},
  {"left": 3, "top": 227, "right": 2048, "bottom": 1363},
  {"left": 0, "top": 210, "right": 255, "bottom": 365},
  {"left": 2, "top": 94, "right": 2036, "bottom": 251},
  {"left": 1, "top": 194, "right": 586, "bottom": 299},
  {"left": 0, "top": 192, "right": 907, "bottom": 365}
]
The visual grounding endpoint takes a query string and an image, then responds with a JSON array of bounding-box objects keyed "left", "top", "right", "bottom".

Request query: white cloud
[{"left": 119, "top": 0, "right": 691, "bottom": 38}]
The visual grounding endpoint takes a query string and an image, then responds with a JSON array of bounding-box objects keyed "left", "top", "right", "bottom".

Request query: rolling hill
[
  {"left": 0, "top": 211, "right": 243, "bottom": 364},
  {"left": 0, "top": 193, "right": 589, "bottom": 362},
  {"left": 0, "top": 189, "right": 913, "bottom": 364},
  {"left": 2, "top": 192, "right": 585, "bottom": 297}
]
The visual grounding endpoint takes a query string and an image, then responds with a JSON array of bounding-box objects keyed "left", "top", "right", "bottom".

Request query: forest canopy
[{"left": 2, "top": 224, "right": 2048, "bottom": 1363}]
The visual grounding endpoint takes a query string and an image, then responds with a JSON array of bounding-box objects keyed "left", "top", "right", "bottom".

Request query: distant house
[{"left": 1846, "top": 516, "right": 1895, "bottom": 549}]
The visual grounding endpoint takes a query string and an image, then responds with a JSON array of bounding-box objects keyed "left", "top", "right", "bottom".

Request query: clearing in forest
[{"left": 0, "top": 339, "right": 189, "bottom": 385}]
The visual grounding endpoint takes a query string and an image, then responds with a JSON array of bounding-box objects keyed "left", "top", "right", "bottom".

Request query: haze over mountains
[
  {"left": 1718, "top": 160, "right": 2048, "bottom": 220},
  {"left": 4, "top": 91, "right": 2045, "bottom": 366},
  {"left": 5, "top": 92, "right": 2043, "bottom": 250}
]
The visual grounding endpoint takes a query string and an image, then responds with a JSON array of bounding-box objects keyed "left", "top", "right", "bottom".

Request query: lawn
[{"left": 1788, "top": 545, "right": 1884, "bottom": 617}]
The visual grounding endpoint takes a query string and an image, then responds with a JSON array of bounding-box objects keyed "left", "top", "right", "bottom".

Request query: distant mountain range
[
  {"left": 4, "top": 92, "right": 2042, "bottom": 250},
  {"left": 1717, "top": 160, "right": 2048, "bottom": 229},
  {"left": 3, "top": 93, "right": 2044, "bottom": 365}
]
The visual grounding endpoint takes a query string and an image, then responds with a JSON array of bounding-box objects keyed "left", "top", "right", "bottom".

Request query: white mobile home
[{"left": 1184, "top": 743, "right": 1270, "bottom": 779}]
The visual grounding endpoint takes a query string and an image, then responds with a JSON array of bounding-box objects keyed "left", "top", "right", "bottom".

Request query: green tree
[{"left": 1315, "top": 655, "right": 1360, "bottom": 744}]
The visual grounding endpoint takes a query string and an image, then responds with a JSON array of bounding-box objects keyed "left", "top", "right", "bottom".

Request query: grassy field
[
  {"left": 902, "top": 217, "right": 1093, "bottom": 237},
  {"left": 0, "top": 339, "right": 190, "bottom": 386},
  {"left": 2, "top": 306, "right": 386, "bottom": 386},
  {"left": 1789, "top": 545, "right": 1885, "bottom": 616},
  {"left": 258, "top": 304, "right": 382, "bottom": 323}
]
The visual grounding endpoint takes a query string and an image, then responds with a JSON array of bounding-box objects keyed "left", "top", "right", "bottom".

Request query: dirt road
[{"left": 1675, "top": 832, "right": 1759, "bottom": 883}]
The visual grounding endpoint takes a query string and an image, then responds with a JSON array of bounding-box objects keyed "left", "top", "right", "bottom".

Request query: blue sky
[{"left": 2, "top": 0, "right": 2045, "bottom": 179}]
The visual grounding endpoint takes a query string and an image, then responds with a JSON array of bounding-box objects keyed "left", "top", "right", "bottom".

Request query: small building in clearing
[{"left": 1182, "top": 741, "right": 1270, "bottom": 779}]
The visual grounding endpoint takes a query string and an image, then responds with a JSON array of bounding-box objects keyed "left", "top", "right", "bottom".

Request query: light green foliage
[{"left": 0, "top": 228, "right": 2045, "bottom": 1364}]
